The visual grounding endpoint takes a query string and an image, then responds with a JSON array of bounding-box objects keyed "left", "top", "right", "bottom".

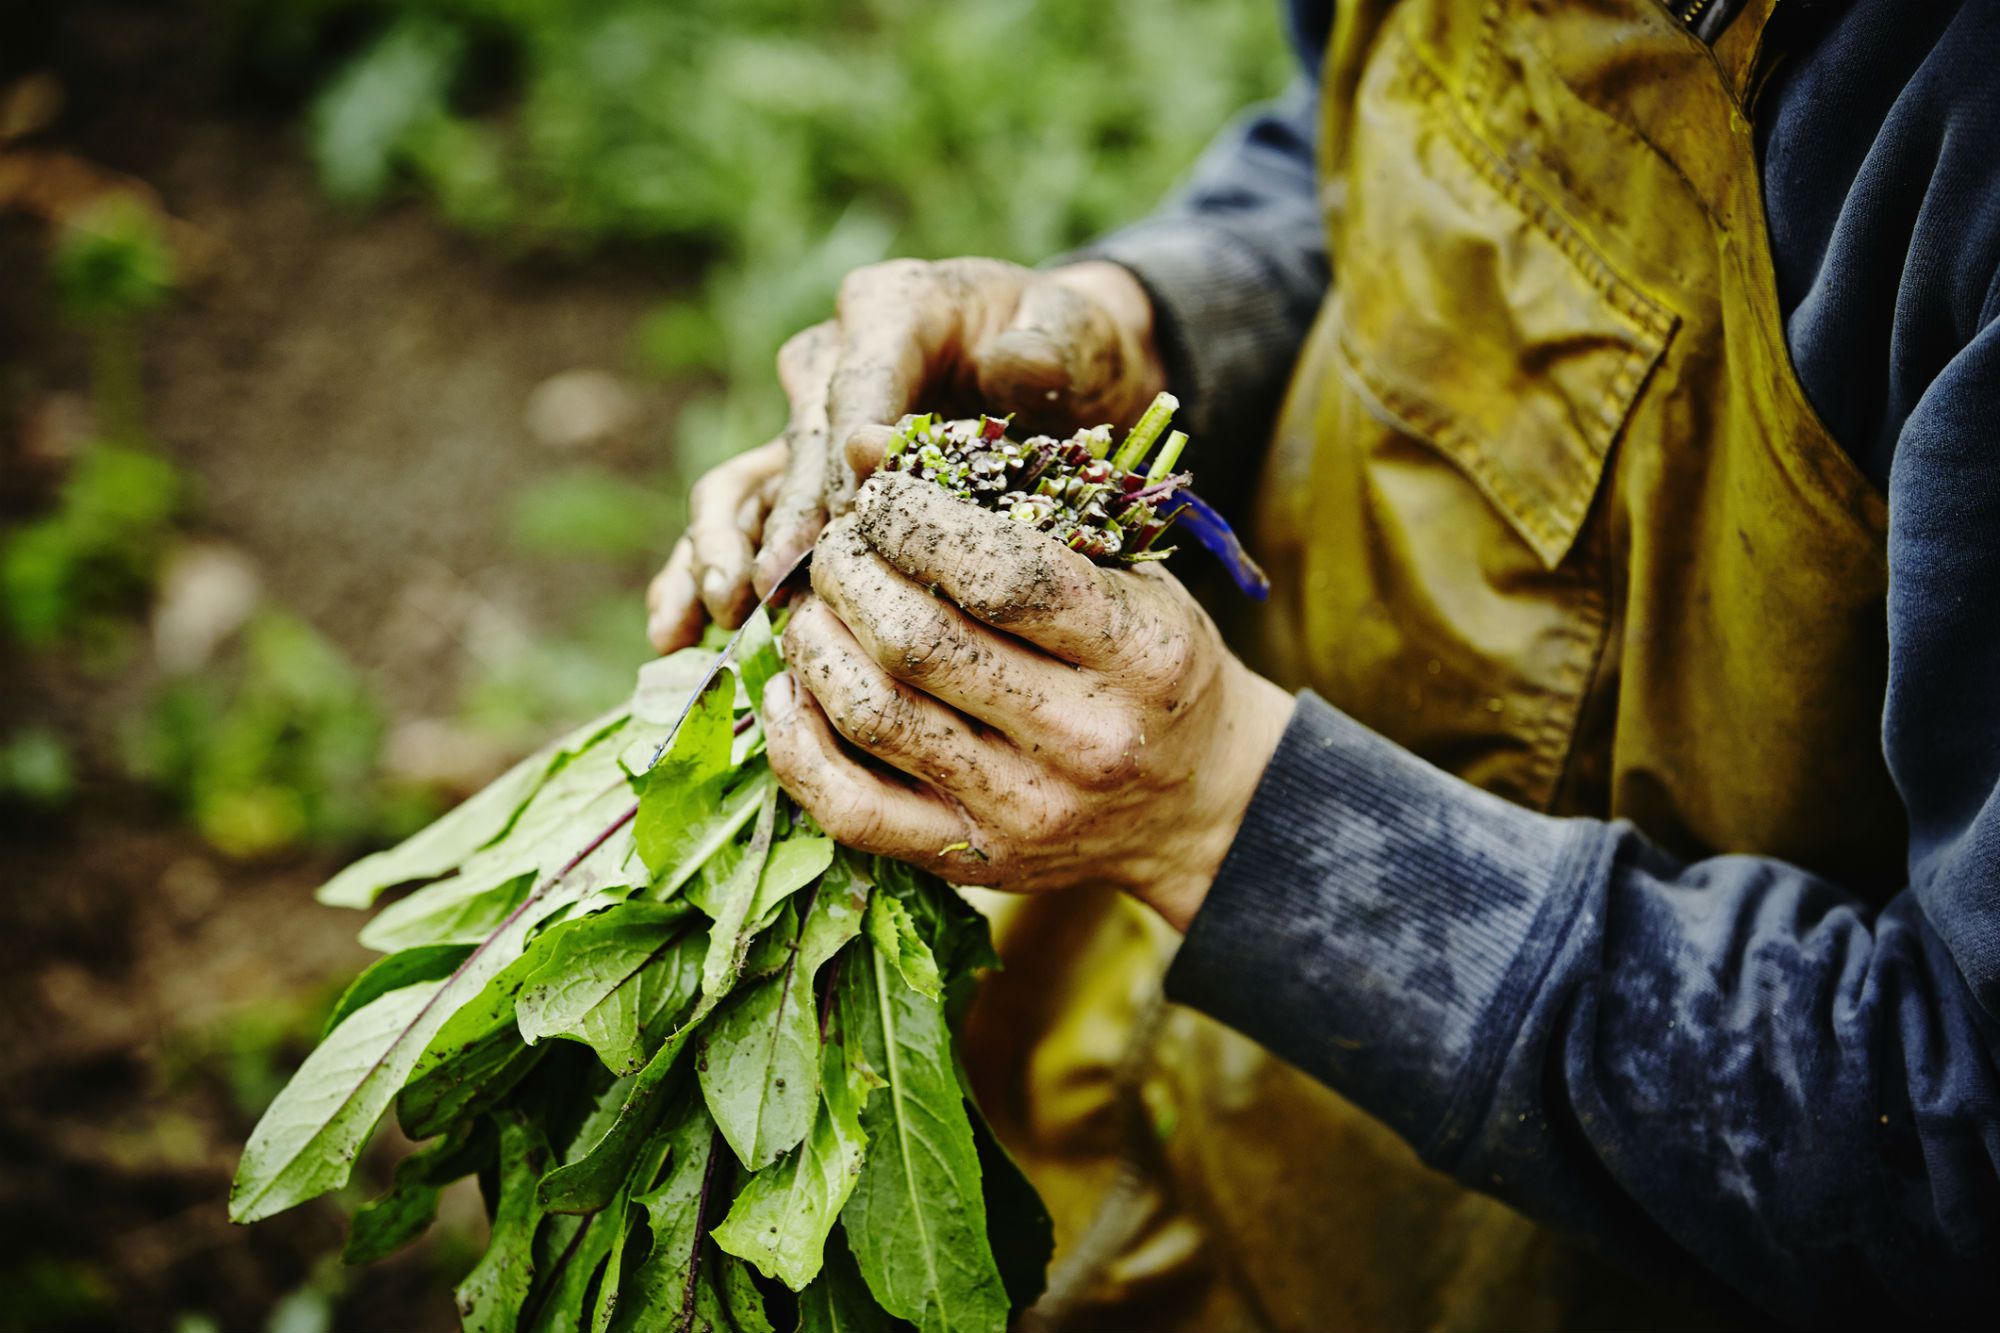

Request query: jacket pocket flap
[{"left": 1332, "top": 40, "right": 1676, "bottom": 569}]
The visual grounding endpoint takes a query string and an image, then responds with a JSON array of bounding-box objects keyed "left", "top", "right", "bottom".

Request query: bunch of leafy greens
[{"left": 230, "top": 608, "right": 1050, "bottom": 1333}]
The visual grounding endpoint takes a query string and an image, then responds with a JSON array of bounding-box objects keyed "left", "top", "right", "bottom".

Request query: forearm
[{"left": 1169, "top": 692, "right": 2000, "bottom": 1325}]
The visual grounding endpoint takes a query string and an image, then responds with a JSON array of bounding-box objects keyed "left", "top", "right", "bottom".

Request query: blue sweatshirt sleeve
[
  {"left": 1075, "top": 75, "right": 1328, "bottom": 449},
  {"left": 1168, "top": 306, "right": 2000, "bottom": 1326}
]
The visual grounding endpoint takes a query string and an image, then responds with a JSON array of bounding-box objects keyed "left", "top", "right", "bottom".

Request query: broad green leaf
[
  {"left": 632, "top": 647, "right": 733, "bottom": 724},
  {"left": 700, "top": 862, "right": 869, "bottom": 1170},
  {"left": 863, "top": 892, "right": 940, "bottom": 1001},
  {"left": 323, "top": 944, "right": 473, "bottom": 1038},
  {"left": 835, "top": 939, "right": 1007, "bottom": 1333},
  {"left": 644, "top": 768, "right": 774, "bottom": 903},
  {"left": 967, "top": 1101, "right": 1052, "bottom": 1314},
  {"left": 588, "top": 1115, "right": 679, "bottom": 1333},
  {"left": 521, "top": 1074, "right": 641, "bottom": 1333},
  {"left": 457, "top": 1110, "right": 557, "bottom": 1333},
  {"left": 360, "top": 868, "right": 534, "bottom": 952},
  {"left": 711, "top": 1018, "right": 879, "bottom": 1290},
  {"left": 539, "top": 1026, "right": 695, "bottom": 1216},
  {"left": 318, "top": 709, "right": 625, "bottom": 909},
  {"left": 749, "top": 834, "right": 833, "bottom": 923},
  {"left": 700, "top": 787, "right": 780, "bottom": 1001},
  {"left": 231, "top": 979, "right": 444, "bottom": 1222},
  {"left": 632, "top": 675, "right": 737, "bottom": 880},
  {"left": 731, "top": 606, "right": 782, "bottom": 723},
  {"left": 795, "top": 1227, "right": 898, "bottom": 1333},
  {"left": 396, "top": 914, "right": 594, "bottom": 1138},
  {"left": 517, "top": 902, "right": 704, "bottom": 1074},
  {"left": 343, "top": 1117, "right": 491, "bottom": 1265},
  {"left": 606, "top": 1098, "right": 772, "bottom": 1333},
  {"left": 234, "top": 833, "right": 618, "bottom": 1222}
]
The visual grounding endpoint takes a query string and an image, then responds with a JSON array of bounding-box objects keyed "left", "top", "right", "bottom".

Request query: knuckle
[
  {"left": 837, "top": 679, "right": 916, "bottom": 753},
  {"left": 1069, "top": 715, "right": 1144, "bottom": 791},
  {"left": 688, "top": 468, "right": 733, "bottom": 517},
  {"left": 838, "top": 259, "right": 927, "bottom": 313},
  {"left": 884, "top": 613, "right": 967, "bottom": 688},
  {"left": 776, "top": 323, "right": 830, "bottom": 380}
]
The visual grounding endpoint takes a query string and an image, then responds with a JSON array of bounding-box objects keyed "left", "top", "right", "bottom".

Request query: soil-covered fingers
[
  {"left": 755, "top": 322, "right": 840, "bottom": 596},
  {"left": 762, "top": 672, "right": 993, "bottom": 878},
  {"left": 823, "top": 259, "right": 1021, "bottom": 510},
  {"left": 852, "top": 470, "right": 1152, "bottom": 668},
  {"left": 687, "top": 437, "right": 789, "bottom": 627},
  {"left": 973, "top": 270, "right": 1147, "bottom": 430},
  {"left": 809, "top": 520, "right": 1078, "bottom": 746},
  {"left": 646, "top": 536, "right": 705, "bottom": 654},
  {"left": 780, "top": 595, "right": 1026, "bottom": 807}
]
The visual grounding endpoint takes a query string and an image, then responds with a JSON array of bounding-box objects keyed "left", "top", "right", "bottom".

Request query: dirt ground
[{"left": 1, "top": 5, "right": 692, "bottom": 1329}]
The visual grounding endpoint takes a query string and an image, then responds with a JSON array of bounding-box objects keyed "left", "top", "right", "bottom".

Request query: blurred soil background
[{"left": 0, "top": 2, "right": 1286, "bottom": 1329}]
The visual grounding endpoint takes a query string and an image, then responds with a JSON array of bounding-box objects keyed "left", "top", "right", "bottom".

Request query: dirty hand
[
  {"left": 645, "top": 257, "right": 1165, "bottom": 653},
  {"left": 763, "top": 470, "right": 1292, "bottom": 932}
]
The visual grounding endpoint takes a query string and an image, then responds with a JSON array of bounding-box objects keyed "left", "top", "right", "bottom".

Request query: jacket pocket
[{"left": 1331, "top": 36, "right": 1676, "bottom": 569}]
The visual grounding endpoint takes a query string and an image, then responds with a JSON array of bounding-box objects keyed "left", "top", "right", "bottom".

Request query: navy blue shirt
[{"left": 1084, "top": 1, "right": 2000, "bottom": 1323}]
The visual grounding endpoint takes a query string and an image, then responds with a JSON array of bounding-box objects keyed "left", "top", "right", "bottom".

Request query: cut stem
[
  {"left": 1110, "top": 392, "right": 1178, "bottom": 473},
  {"left": 1145, "top": 429, "right": 1188, "bottom": 483}
]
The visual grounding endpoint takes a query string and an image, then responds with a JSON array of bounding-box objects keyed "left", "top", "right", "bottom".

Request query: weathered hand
[
  {"left": 646, "top": 258, "right": 1164, "bottom": 653},
  {"left": 763, "top": 470, "right": 1292, "bottom": 931}
]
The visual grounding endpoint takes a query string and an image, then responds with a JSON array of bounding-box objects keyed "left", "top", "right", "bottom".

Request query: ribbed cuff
[
  {"left": 1064, "top": 220, "right": 1307, "bottom": 445},
  {"left": 1165, "top": 691, "right": 1607, "bottom": 1161}
]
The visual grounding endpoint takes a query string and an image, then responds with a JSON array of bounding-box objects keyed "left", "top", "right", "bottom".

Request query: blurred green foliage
[
  {"left": 235, "top": 0, "right": 1290, "bottom": 471},
  {"left": 50, "top": 195, "right": 178, "bottom": 326},
  {"left": 1, "top": 443, "right": 182, "bottom": 652},
  {"left": 128, "top": 611, "right": 424, "bottom": 859},
  {"left": 0, "top": 726, "right": 75, "bottom": 807},
  {"left": 8, "top": 0, "right": 1286, "bottom": 857}
]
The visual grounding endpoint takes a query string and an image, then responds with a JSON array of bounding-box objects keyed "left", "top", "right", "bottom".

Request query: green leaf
[
  {"left": 520, "top": 1074, "right": 643, "bottom": 1333},
  {"left": 456, "top": 1110, "right": 557, "bottom": 1333},
  {"left": 399, "top": 1024, "right": 543, "bottom": 1142},
  {"left": 323, "top": 944, "right": 474, "bottom": 1038},
  {"left": 711, "top": 1008, "right": 879, "bottom": 1290},
  {"left": 699, "top": 787, "right": 781, "bottom": 1002},
  {"left": 632, "top": 648, "right": 732, "bottom": 724},
  {"left": 731, "top": 607, "right": 783, "bottom": 724},
  {"left": 835, "top": 939, "right": 1007, "bottom": 1333},
  {"left": 231, "top": 978, "right": 445, "bottom": 1222},
  {"left": 966, "top": 1104, "right": 1051, "bottom": 1314},
  {"left": 862, "top": 893, "right": 939, "bottom": 1002},
  {"left": 587, "top": 1114, "right": 679, "bottom": 1333},
  {"left": 233, "top": 828, "right": 620, "bottom": 1222},
  {"left": 644, "top": 768, "right": 774, "bottom": 903},
  {"left": 538, "top": 1026, "right": 695, "bottom": 1216},
  {"left": 360, "top": 868, "right": 535, "bottom": 952},
  {"left": 343, "top": 1117, "right": 492, "bottom": 1265},
  {"left": 749, "top": 834, "right": 833, "bottom": 923},
  {"left": 517, "top": 902, "right": 704, "bottom": 1075},
  {"left": 700, "top": 861, "right": 868, "bottom": 1171},
  {"left": 633, "top": 675, "right": 738, "bottom": 882},
  {"left": 318, "top": 710, "right": 624, "bottom": 909},
  {"left": 794, "top": 1228, "right": 899, "bottom": 1333},
  {"left": 396, "top": 915, "right": 595, "bottom": 1139},
  {"left": 872, "top": 861, "right": 997, "bottom": 979},
  {"left": 606, "top": 1098, "right": 772, "bottom": 1333}
]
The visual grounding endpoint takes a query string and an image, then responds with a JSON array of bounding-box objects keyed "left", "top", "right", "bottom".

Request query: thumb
[{"left": 970, "top": 277, "right": 1132, "bottom": 430}]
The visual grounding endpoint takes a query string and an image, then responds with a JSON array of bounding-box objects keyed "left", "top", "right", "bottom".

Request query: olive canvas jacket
[{"left": 1082, "top": 0, "right": 2000, "bottom": 1323}]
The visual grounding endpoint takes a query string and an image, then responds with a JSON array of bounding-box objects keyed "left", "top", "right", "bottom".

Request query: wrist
[{"left": 1137, "top": 666, "right": 1294, "bottom": 933}]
